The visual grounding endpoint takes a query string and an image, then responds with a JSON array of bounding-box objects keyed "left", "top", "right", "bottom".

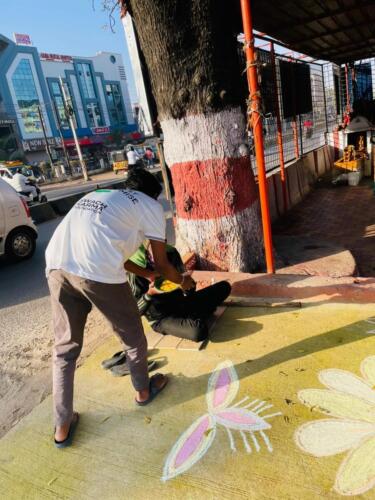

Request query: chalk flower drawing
[
  {"left": 295, "top": 355, "right": 375, "bottom": 496},
  {"left": 162, "top": 360, "right": 281, "bottom": 481}
]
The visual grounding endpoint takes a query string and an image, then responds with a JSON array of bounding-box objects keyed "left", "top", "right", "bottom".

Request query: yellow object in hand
[{"left": 158, "top": 280, "right": 180, "bottom": 292}]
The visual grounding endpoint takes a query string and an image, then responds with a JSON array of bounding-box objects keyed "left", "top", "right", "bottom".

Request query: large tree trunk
[{"left": 126, "top": 0, "right": 264, "bottom": 271}]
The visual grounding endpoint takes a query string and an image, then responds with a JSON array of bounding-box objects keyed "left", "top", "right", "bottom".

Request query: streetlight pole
[{"left": 59, "top": 77, "right": 89, "bottom": 181}]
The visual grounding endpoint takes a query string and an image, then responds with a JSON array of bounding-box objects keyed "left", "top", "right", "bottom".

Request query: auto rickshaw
[{"left": 109, "top": 150, "right": 128, "bottom": 174}]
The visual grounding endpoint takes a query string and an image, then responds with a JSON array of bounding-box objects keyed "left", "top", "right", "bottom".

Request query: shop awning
[{"left": 252, "top": 0, "right": 375, "bottom": 64}]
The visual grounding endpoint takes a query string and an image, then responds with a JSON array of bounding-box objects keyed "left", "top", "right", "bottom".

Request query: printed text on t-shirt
[
  {"left": 121, "top": 190, "right": 139, "bottom": 204},
  {"left": 75, "top": 198, "right": 108, "bottom": 214}
]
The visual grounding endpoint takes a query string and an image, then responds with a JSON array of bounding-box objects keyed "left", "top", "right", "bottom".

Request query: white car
[{"left": 0, "top": 178, "right": 38, "bottom": 261}]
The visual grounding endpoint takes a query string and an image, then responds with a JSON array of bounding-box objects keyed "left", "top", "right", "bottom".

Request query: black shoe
[
  {"left": 110, "top": 359, "right": 157, "bottom": 377},
  {"left": 101, "top": 351, "right": 126, "bottom": 370}
]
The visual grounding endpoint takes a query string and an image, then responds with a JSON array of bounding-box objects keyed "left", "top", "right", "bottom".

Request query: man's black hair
[{"left": 123, "top": 169, "right": 162, "bottom": 199}]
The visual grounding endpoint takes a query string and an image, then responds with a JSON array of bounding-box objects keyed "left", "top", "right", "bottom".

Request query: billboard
[
  {"left": 40, "top": 52, "right": 73, "bottom": 63},
  {"left": 13, "top": 33, "right": 32, "bottom": 46}
]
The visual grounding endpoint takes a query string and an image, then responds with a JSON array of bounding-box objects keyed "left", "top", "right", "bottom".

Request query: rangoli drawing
[
  {"left": 162, "top": 360, "right": 281, "bottom": 482},
  {"left": 295, "top": 355, "right": 375, "bottom": 496},
  {"left": 365, "top": 317, "right": 375, "bottom": 335}
]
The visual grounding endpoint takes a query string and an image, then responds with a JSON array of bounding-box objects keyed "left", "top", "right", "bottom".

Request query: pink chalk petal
[
  {"left": 175, "top": 415, "right": 210, "bottom": 467},
  {"left": 215, "top": 408, "right": 271, "bottom": 431},
  {"left": 207, "top": 361, "right": 239, "bottom": 412},
  {"left": 213, "top": 368, "right": 231, "bottom": 408},
  {"left": 163, "top": 414, "right": 216, "bottom": 481}
]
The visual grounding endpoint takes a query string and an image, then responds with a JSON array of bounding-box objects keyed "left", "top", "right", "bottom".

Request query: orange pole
[
  {"left": 270, "top": 42, "right": 288, "bottom": 213},
  {"left": 345, "top": 63, "right": 351, "bottom": 114},
  {"left": 292, "top": 119, "right": 300, "bottom": 158},
  {"left": 240, "top": 0, "right": 275, "bottom": 273}
]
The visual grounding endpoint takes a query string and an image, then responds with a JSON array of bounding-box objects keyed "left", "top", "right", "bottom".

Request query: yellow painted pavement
[{"left": 1, "top": 303, "right": 375, "bottom": 499}]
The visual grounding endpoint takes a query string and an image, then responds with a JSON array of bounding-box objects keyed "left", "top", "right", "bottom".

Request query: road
[
  {"left": 40, "top": 167, "right": 163, "bottom": 201},
  {"left": 0, "top": 217, "right": 61, "bottom": 340}
]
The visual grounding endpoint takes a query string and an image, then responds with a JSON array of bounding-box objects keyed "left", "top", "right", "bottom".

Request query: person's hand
[
  {"left": 146, "top": 270, "right": 160, "bottom": 282},
  {"left": 147, "top": 284, "right": 159, "bottom": 296},
  {"left": 181, "top": 272, "right": 196, "bottom": 292}
]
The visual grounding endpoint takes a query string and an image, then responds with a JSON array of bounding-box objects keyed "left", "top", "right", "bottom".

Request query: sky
[{"left": 0, "top": 0, "right": 137, "bottom": 103}]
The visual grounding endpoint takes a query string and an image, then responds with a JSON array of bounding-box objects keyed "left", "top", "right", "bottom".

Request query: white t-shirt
[
  {"left": 126, "top": 150, "right": 140, "bottom": 165},
  {"left": 45, "top": 189, "right": 166, "bottom": 284},
  {"left": 8, "top": 173, "right": 32, "bottom": 193}
]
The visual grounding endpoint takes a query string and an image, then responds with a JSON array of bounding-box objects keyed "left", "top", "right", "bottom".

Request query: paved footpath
[{"left": 0, "top": 303, "right": 374, "bottom": 499}]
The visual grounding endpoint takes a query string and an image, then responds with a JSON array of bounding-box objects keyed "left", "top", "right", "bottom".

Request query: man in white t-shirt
[
  {"left": 5, "top": 169, "right": 37, "bottom": 199},
  {"left": 126, "top": 145, "right": 140, "bottom": 167},
  {"left": 46, "top": 170, "right": 195, "bottom": 448}
]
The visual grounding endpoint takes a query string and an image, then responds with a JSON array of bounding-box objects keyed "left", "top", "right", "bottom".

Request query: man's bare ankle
[{"left": 55, "top": 423, "right": 70, "bottom": 441}]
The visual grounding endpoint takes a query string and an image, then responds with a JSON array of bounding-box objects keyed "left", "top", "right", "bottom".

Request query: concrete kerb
[{"left": 193, "top": 270, "right": 375, "bottom": 304}]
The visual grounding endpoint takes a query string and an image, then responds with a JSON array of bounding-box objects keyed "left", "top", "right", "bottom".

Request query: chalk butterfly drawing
[
  {"left": 365, "top": 317, "right": 375, "bottom": 335},
  {"left": 295, "top": 355, "right": 375, "bottom": 496},
  {"left": 162, "top": 360, "right": 282, "bottom": 481}
]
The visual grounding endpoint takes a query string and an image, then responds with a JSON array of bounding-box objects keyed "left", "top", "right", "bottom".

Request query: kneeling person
[{"left": 127, "top": 242, "right": 231, "bottom": 342}]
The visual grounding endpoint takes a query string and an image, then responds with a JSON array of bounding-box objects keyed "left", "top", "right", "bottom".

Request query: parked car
[{"left": 0, "top": 178, "right": 38, "bottom": 261}]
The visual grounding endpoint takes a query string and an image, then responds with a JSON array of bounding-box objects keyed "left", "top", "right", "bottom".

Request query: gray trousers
[{"left": 48, "top": 270, "right": 149, "bottom": 427}]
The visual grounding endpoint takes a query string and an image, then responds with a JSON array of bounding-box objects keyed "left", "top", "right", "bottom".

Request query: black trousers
[{"left": 147, "top": 281, "right": 231, "bottom": 342}]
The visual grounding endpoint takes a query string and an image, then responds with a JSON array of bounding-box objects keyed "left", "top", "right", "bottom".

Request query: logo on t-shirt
[{"left": 75, "top": 198, "right": 108, "bottom": 214}]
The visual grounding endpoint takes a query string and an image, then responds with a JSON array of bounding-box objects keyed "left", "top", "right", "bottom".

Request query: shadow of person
[{"left": 209, "top": 309, "right": 263, "bottom": 343}]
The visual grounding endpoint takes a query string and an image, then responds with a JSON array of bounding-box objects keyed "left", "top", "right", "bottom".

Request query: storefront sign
[
  {"left": 92, "top": 126, "right": 110, "bottom": 135},
  {"left": 0, "top": 118, "right": 16, "bottom": 126},
  {"left": 22, "top": 137, "right": 62, "bottom": 152},
  {"left": 13, "top": 33, "right": 32, "bottom": 46},
  {"left": 40, "top": 53, "right": 73, "bottom": 63}
]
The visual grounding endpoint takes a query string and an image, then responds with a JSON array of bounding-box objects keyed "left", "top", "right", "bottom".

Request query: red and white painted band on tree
[{"left": 161, "top": 106, "right": 263, "bottom": 272}]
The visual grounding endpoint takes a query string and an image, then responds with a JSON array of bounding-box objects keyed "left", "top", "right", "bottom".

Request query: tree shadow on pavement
[{"left": 136, "top": 312, "right": 373, "bottom": 418}]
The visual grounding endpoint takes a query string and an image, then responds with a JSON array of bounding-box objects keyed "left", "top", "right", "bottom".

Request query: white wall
[
  {"left": 40, "top": 59, "right": 74, "bottom": 79},
  {"left": 121, "top": 16, "right": 153, "bottom": 135},
  {"left": 90, "top": 51, "right": 135, "bottom": 126}
]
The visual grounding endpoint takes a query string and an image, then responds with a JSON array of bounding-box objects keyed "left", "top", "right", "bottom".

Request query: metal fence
[{"left": 248, "top": 41, "right": 340, "bottom": 176}]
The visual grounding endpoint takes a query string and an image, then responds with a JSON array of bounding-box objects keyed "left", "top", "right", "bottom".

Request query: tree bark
[{"left": 126, "top": 0, "right": 264, "bottom": 271}]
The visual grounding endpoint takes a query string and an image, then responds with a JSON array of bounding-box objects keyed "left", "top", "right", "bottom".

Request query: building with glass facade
[{"left": 0, "top": 33, "right": 136, "bottom": 162}]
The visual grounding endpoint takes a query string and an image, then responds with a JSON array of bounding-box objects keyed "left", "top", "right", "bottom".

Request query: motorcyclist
[{"left": 9, "top": 168, "right": 38, "bottom": 200}]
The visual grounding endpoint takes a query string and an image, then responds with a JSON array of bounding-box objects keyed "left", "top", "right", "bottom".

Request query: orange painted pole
[
  {"left": 240, "top": 0, "right": 275, "bottom": 273},
  {"left": 345, "top": 63, "right": 351, "bottom": 114},
  {"left": 270, "top": 42, "right": 288, "bottom": 213}
]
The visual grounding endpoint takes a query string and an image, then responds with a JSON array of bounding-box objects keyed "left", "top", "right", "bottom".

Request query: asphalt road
[{"left": 0, "top": 217, "right": 62, "bottom": 341}]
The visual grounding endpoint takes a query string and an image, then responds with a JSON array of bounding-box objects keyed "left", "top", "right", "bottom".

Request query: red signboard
[
  {"left": 64, "top": 136, "right": 107, "bottom": 147},
  {"left": 40, "top": 52, "right": 73, "bottom": 63},
  {"left": 13, "top": 33, "right": 32, "bottom": 46},
  {"left": 92, "top": 126, "right": 110, "bottom": 135}
]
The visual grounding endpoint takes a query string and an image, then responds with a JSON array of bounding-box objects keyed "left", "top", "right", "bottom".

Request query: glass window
[
  {"left": 11, "top": 58, "right": 42, "bottom": 134},
  {"left": 86, "top": 102, "right": 103, "bottom": 127},
  {"left": 77, "top": 62, "right": 96, "bottom": 99},
  {"left": 105, "top": 83, "right": 125, "bottom": 125},
  {"left": 50, "top": 80, "right": 69, "bottom": 129}
]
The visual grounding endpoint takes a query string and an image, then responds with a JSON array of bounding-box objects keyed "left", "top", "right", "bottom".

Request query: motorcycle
[{"left": 18, "top": 179, "right": 47, "bottom": 206}]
